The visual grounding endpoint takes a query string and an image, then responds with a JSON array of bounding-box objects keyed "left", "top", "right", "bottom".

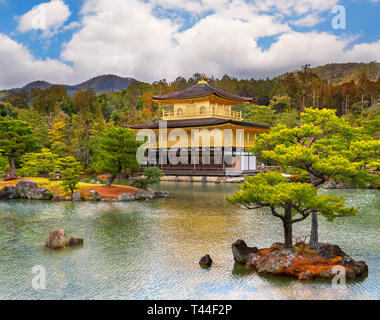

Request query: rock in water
[
  {"left": 15, "top": 180, "right": 38, "bottom": 198},
  {"left": 232, "top": 239, "right": 259, "bottom": 264},
  {"left": 0, "top": 186, "right": 17, "bottom": 200},
  {"left": 199, "top": 255, "right": 213, "bottom": 268},
  {"left": 27, "top": 187, "right": 52, "bottom": 200},
  {"left": 46, "top": 230, "right": 66, "bottom": 249},
  {"left": 118, "top": 193, "right": 135, "bottom": 201},
  {"left": 256, "top": 249, "right": 298, "bottom": 274},
  {"left": 246, "top": 253, "right": 261, "bottom": 269},
  {"left": 90, "top": 190, "right": 102, "bottom": 201},
  {"left": 343, "top": 257, "right": 368, "bottom": 277},
  {"left": 155, "top": 191, "right": 169, "bottom": 199},
  {"left": 322, "top": 181, "right": 336, "bottom": 189},
  {"left": 68, "top": 237, "right": 84, "bottom": 246},
  {"left": 72, "top": 192, "right": 81, "bottom": 201},
  {"left": 336, "top": 182, "right": 354, "bottom": 189},
  {"left": 317, "top": 243, "right": 345, "bottom": 259},
  {"left": 134, "top": 190, "right": 155, "bottom": 201}
]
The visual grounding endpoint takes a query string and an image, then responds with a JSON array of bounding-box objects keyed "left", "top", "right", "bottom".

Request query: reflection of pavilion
[{"left": 132, "top": 79, "right": 270, "bottom": 176}]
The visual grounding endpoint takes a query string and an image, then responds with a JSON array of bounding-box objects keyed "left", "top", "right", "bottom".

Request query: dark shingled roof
[
  {"left": 153, "top": 83, "right": 253, "bottom": 102},
  {"left": 130, "top": 118, "right": 270, "bottom": 130}
]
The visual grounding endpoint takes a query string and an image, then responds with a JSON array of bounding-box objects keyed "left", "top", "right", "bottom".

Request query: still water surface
[{"left": 0, "top": 182, "right": 379, "bottom": 300}]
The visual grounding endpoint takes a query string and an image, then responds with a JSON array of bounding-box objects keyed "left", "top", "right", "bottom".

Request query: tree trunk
[
  {"left": 106, "top": 174, "right": 116, "bottom": 188},
  {"left": 301, "top": 91, "right": 305, "bottom": 112},
  {"left": 9, "top": 156, "right": 16, "bottom": 177},
  {"left": 283, "top": 205, "right": 293, "bottom": 248},
  {"left": 309, "top": 209, "right": 319, "bottom": 249}
]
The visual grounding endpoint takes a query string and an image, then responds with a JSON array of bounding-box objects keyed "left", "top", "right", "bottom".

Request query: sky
[{"left": 0, "top": 0, "right": 379, "bottom": 89}]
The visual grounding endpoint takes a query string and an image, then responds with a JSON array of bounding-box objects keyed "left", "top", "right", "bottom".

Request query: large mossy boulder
[
  {"left": 246, "top": 253, "right": 261, "bottom": 269},
  {"left": 46, "top": 230, "right": 66, "bottom": 249},
  {"left": 0, "top": 186, "right": 17, "bottom": 200},
  {"left": 14, "top": 180, "right": 52, "bottom": 200},
  {"left": 255, "top": 249, "right": 298, "bottom": 274},
  {"left": 134, "top": 190, "right": 155, "bottom": 201},
  {"left": 232, "top": 239, "right": 259, "bottom": 264},
  {"left": 15, "top": 180, "right": 38, "bottom": 198},
  {"left": 26, "top": 187, "right": 53, "bottom": 200},
  {"left": 118, "top": 193, "right": 135, "bottom": 201}
]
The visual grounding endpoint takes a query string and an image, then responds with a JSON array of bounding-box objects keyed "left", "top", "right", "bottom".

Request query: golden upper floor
[
  {"left": 161, "top": 101, "right": 243, "bottom": 121},
  {"left": 153, "top": 80, "right": 251, "bottom": 121}
]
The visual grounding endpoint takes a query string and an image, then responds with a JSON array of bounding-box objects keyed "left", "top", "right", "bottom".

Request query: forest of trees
[{"left": 0, "top": 64, "right": 379, "bottom": 177}]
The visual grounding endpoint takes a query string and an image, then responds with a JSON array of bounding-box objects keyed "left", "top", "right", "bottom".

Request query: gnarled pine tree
[
  {"left": 252, "top": 108, "right": 380, "bottom": 248},
  {"left": 228, "top": 172, "right": 356, "bottom": 248}
]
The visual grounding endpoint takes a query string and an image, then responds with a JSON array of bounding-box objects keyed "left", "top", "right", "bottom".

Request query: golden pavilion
[{"left": 132, "top": 78, "right": 270, "bottom": 176}]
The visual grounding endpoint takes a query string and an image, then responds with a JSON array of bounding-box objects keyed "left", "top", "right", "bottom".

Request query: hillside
[
  {"left": 305, "top": 62, "right": 380, "bottom": 84},
  {"left": 8, "top": 74, "right": 136, "bottom": 95},
  {"left": 65, "top": 75, "right": 136, "bottom": 94}
]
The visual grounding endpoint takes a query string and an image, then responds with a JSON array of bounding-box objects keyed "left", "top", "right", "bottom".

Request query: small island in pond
[{"left": 231, "top": 240, "right": 368, "bottom": 281}]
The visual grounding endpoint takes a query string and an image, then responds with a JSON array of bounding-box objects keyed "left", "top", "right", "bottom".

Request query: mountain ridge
[
  {"left": 4, "top": 62, "right": 380, "bottom": 94},
  {"left": 8, "top": 74, "right": 136, "bottom": 95}
]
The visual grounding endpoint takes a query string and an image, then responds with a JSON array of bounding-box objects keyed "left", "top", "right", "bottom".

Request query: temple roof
[
  {"left": 130, "top": 118, "right": 269, "bottom": 130},
  {"left": 153, "top": 83, "right": 253, "bottom": 103}
]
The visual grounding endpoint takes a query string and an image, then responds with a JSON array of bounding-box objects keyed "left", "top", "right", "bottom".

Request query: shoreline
[{"left": 0, "top": 178, "right": 169, "bottom": 202}]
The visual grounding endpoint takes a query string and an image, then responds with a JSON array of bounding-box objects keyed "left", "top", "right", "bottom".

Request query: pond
[{"left": 0, "top": 182, "right": 379, "bottom": 300}]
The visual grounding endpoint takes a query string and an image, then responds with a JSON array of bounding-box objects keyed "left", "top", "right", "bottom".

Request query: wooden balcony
[{"left": 161, "top": 110, "right": 243, "bottom": 121}]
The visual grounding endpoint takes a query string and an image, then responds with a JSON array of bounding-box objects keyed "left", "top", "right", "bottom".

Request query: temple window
[
  {"left": 177, "top": 108, "right": 183, "bottom": 116},
  {"left": 225, "top": 109, "right": 229, "bottom": 116},
  {"left": 200, "top": 106, "right": 206, "bottom": 115}
]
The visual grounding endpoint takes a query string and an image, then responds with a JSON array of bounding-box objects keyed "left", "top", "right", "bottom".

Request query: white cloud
[
  {"left": 63, "top": 21, "right": 81, "bottom": 31},
  {"left": 61, "top": 0, "right": 291, "bottom": 82},
  {"left": 152, "top": 0, "right": 341, "bottom": 18},
  {"left": 17, "top": 0, "right": 71, "bottom": 37},
  {"left": 61, "top": 0, "right": 179, "bottom": 82},
  {"left": 1, "top": 0, "right": 380, "bottom": 89},
  {"left": 290, "top": 13, "right": 323, "bottom": 27},
  {"left": 0, "top": 34, "right": 73, "bottom": 89},
  {"left": 59, "top": 0, "right": 380, "bottom": 83}
]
